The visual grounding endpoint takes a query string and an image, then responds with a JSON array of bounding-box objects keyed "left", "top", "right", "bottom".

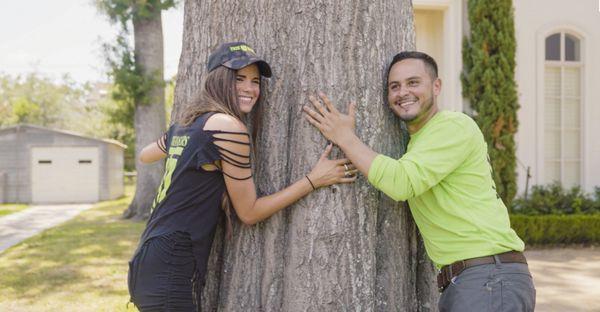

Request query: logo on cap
[{"left": 229, "top": 44, "right": 256, "bottom": 54}]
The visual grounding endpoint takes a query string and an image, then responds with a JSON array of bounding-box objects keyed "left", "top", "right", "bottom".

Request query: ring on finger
[{"left": 344, "top": 170, "right": 352, "bottom": 177}]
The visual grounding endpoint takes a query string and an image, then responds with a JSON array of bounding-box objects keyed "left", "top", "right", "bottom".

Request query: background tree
[
  {"left": 0, "top": 73, "right": 136, "bottom": 165},
  {"left": 172, "top": 1, "right": 438, "bottom": 310},
  {"left": 0, "top": 73, "right": 83, "bottom": 128},
  {"left": 462, "top": 0, "right": 519, "bottom": 206},
  {"left": 97, "top": 0, "right": 177, "bottom": 219}
]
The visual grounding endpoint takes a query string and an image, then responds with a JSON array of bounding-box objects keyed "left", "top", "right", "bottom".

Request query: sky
[{"left": 0, "top": 0, "right": 183, "bottom": 84}]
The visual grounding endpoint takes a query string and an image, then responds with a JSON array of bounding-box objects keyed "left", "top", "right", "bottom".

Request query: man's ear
[{"left": 433, "top": 78, "right": 442, "bottom": 96}]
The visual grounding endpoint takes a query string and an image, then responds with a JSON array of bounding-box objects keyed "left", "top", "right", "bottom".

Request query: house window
[{"left": 544, "top": 32, "right": 582, "bottom": 187}]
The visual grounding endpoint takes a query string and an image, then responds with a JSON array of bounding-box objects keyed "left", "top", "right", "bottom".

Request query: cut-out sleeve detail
[
  {"left": 208, "top": 130, "right": 252, "bottom": 180},
  {"left": 157, "top": 132, "right": 168, "bottom": 154}
]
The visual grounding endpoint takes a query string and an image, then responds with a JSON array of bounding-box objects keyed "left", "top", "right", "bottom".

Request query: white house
[{"left": 413, "top": 0, "right": 600, "bottom": 194}]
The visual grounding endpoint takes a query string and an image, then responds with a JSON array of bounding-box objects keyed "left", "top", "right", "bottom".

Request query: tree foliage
[
  {"left": 96, "top": 0, "right": 177, "bottom": 27},
  {"left": 0, "top": 73, "right": 135, "bottom": 167},
  {"left": 510, "top": 214, "right": 600, "bottom": 245},
  {"left": 512, "top": 182, "right": 600, "bottom": 215},
  {"left": 96, "top": 0, "right": 177, "bottom": 129},
  {"left": 102, "top": 34, "right": 148, "bottom": 125},
  {"left": 0, "top": 73, "right": 110, "bottom": 135},
  {"left": 462, "top": 0, "right": 519, "bottom": 206},
  {"left": 97, "top": 0, "right": 178, "bottom": 173},
  {"left": 0, "top": 73, "right": 82, "bottom": 128}
]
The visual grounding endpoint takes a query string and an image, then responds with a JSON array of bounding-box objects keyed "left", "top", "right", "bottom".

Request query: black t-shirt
[{"left": 135, "top": 112, "right": 251, "bottom": 282}]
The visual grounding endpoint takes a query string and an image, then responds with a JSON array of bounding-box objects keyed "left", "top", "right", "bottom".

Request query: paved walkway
[
  {"left": 0, "top": 204, "right": 93, "bottom": 253},
  {"left": 525, "top": 247, "right": 600, "bottom": 312}
]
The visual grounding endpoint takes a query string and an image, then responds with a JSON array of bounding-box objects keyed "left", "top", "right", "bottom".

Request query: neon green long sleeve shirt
[{"left": 368, "top": 111, "right": 524, "bottom": 267}]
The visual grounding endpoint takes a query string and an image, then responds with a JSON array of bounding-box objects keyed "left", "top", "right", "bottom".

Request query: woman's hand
[{"left": 307, "top": 144, "right": 358, "bottom": 188}]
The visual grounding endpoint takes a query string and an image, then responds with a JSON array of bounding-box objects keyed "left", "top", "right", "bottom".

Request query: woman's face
[{"left": 235, "top": 64, "right": 261, "bottom": 114}]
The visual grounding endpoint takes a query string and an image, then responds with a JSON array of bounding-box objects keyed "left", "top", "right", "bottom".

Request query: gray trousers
[{"left": 438, "top": 257, "right": 536, "bottom": 312}]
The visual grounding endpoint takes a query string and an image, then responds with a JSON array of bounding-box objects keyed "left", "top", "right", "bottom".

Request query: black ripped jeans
[{"left": 128, "top": 231, "right": 198, "bottom": 311}]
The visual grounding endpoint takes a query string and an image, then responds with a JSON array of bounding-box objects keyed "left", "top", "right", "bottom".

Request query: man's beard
[{"left": 398, "top": 93, "right": 434, "bottom": 122}]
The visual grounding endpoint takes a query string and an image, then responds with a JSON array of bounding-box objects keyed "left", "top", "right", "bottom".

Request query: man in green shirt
[{"left": 303, "top": 51, "right": 535, "bottom": 311}]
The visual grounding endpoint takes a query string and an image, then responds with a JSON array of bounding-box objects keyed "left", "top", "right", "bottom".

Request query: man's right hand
[
  {"left": 303, "top": 92, "right": 356, "bottom": 146},
  {"left": 303, "top": 92, "right": 379, "bottom": 181}
]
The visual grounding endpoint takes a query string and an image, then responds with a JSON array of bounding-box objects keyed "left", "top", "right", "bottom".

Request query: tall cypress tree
[{"left": 462, "top": 0, "right": 519, "bottom": 206}]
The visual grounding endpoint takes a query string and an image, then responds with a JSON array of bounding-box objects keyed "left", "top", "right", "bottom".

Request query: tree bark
[
  {"left": 123, "top": 8, "right": 166, "bottom": 220},
  {"left": 173, "top": 0, "right": 439, "bottom": 309}
]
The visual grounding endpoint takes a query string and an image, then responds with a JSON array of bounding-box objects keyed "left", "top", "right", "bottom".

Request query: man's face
[{"left": 386, "top": 58, "right": 441, "bottom": 123}]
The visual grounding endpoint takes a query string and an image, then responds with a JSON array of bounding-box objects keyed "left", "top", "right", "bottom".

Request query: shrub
[
  {"left": 511, "top": 182, "right": 600, "bottom": 215},
  {"left": 462, "top": 0, "right": 519, "bottom": 207},
  {"left": 510, "top": 214, "right": 600, "bottom": 245}
]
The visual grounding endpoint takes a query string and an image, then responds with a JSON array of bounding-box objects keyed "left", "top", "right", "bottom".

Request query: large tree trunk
[
  {"left": 173, "top": 0, "right": 439, "bottom": 310},
  {"left": 123, "top": 7, "right": 166, "bottom": 220}
]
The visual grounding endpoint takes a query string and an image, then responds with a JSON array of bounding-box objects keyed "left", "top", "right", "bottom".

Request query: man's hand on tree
[{"left": 303, "top": 92, "right": 356, "bottom": 146}]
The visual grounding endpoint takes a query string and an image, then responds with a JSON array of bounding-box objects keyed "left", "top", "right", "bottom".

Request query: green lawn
[
  {"left": 0, "top": 204, "right": 29, "bottom": 217},
  {"left": 0, "top": 190, "right": 145, "bottom": 311}
]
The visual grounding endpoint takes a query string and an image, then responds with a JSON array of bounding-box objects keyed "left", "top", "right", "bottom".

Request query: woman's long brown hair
[{"left": 178, "top": 65, "right": 263, "bottom": 237}]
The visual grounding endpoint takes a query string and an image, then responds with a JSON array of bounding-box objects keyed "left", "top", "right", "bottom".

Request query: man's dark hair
[{"left": 386, "top": 51, "right": 438, "bottom": 80}]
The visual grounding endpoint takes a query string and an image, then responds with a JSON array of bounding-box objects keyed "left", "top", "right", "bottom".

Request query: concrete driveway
[
  {"left": 526, "top": 247, "right": 600, "bottom": 312},
  {"left": 0, "top": 204, "right": 93, "bottom": 253}
]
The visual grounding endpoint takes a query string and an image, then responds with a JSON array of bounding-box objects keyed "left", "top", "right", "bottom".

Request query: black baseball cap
[{"left": 207, "top": 42, "right": 272, "bottom": 78}]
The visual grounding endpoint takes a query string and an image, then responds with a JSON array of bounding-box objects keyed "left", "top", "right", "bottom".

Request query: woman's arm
[
  {"left": 224, "top": 143, "right": 352, "bottom": 225},
  {"left": 139, "top": 133, "right": 168, "bottom": 163},
  {"left": 204, "top": 113, "right": 356, "bottom": 225}
]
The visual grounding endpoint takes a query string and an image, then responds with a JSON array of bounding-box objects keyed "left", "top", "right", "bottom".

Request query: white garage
[
  {"left": 31, "top": 147, "right": 100, "bottom": 203},
  {"left": 0, "top": 124, "right": 126, "bottom": 204}
]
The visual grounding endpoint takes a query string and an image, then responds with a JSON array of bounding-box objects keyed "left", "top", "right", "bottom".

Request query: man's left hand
[{"left": 303, "top": 92, "right": 356, "bottom": 145}]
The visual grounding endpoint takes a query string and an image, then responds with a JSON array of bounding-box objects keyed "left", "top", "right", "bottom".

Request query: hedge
[
  {"left": 511, "top": 183, "right": 600, "bottom": 215},
  {"left": 510, "top": 214, "right": 600, "bottom": 245}
]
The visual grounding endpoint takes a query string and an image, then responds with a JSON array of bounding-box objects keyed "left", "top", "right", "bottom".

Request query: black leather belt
[{"left": 437, "top": 251, "right": 527, "bottom": 292}]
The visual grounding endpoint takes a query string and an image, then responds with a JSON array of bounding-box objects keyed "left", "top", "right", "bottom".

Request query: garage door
[{"left": 31, "top": 147, "right": 99, "bottom": 203}]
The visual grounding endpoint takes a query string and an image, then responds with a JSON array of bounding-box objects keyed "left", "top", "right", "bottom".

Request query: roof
[{"left": 0, "top": 124, "right": 127, "bottom": 149}]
